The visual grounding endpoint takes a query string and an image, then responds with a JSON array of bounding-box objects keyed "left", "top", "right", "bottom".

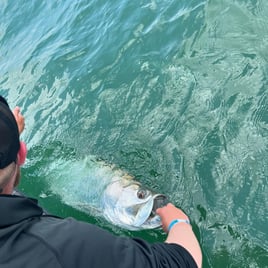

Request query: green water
[{"left": 1, "top": 0, "right": 268, "bottom": 267}]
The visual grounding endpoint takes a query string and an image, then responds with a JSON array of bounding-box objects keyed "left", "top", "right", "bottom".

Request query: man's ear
[{"left": 17, "top": 142, "right": 27, "bottom": 166}]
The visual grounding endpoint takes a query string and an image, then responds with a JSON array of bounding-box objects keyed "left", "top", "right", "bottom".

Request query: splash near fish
[{"left": 41, "top": 156, "right": 168, "bottom": 230}]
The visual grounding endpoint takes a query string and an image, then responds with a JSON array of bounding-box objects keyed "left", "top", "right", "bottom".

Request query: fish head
[{"left": 102, "top": 179, "right": 168, "bottom": 230}]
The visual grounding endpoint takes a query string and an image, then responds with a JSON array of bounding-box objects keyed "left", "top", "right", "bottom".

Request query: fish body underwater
[{"left": 41, "top": 156, "right": 168, "bottom": 230}]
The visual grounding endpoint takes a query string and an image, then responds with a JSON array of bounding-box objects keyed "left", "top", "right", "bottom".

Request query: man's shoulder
[
  {"left": 29, "top": 215, "right": 99, "bottom": 237},
  {"left": 25, "top": 216, "right": 113, "bottom": 265},
  {"left": 28, "top": 214, "right": 119, "bottom": 247}
]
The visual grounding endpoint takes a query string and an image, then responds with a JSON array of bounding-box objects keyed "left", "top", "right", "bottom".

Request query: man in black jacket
[{"left": 0, "top": 95, "right": 202, "bottom": 268}]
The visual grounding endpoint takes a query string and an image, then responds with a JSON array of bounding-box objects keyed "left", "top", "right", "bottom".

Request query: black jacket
[{"left": 0, "top": 195, "right": 197, "bottom": 268}]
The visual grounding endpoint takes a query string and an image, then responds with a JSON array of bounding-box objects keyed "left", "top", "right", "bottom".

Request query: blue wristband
[{"left": 168, "top": 219, "right": 190, "bottom": 232}]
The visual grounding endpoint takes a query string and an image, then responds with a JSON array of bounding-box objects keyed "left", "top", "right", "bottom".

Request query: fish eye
[{"left": 137, "top": 189, "right": 147, "bottom": 199}]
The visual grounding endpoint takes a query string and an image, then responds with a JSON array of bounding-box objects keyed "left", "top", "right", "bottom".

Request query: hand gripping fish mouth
[{"left": 102, "top": 180, "right": 168, "bottom": 230}]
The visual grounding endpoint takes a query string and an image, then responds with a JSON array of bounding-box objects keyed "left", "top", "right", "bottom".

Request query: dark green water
[{"left": 1, "top": 0, "right": 268, "bottom": 267}]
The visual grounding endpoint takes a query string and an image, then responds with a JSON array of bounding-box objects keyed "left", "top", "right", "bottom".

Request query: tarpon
[{"left": 40, "top": 156, "right": 168, "bottom": 230}]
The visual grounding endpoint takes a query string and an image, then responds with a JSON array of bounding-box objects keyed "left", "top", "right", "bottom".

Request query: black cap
[{"left": 0, "top": 96, "right": 20, "bottom": 169}]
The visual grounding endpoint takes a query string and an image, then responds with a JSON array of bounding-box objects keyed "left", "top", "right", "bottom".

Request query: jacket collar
[{"left": 0, "top": 195, "right": 43, "bottom": 227}]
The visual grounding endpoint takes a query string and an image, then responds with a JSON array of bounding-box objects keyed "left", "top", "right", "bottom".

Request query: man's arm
[{"left": 157, "top": 203, "right": 202, "bottom": 268}]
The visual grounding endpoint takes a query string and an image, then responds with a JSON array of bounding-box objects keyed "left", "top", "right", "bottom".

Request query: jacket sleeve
[{"left": 43, "top": 217, "right": 198, "bottom": 268}]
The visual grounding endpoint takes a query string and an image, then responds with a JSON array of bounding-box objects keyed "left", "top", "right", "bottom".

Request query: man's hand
[
  {"left": 156, "top": 203, "right": 190, "bottom": 233},
  {"left": 13, "top": 107, "right": 25, "bottom": 135}
]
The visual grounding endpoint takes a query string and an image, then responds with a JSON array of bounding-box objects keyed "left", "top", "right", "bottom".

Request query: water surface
[{"left": 1, "top": 0, "right": 267, "bottom": 267}]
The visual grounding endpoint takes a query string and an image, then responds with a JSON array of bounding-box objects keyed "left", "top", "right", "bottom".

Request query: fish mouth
[
  {"left": 132, "top": 194, "right": 168, "bottom": 228},
  {"left": 137, "top": 194, "right": 168, "bottom": 228}
]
